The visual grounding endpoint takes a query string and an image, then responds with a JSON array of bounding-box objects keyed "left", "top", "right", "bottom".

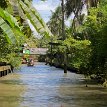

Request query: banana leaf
[
  {"left": 19, "top": 0, "right": 52, "bottom": 37},
  {"left": 0, "top": 17, "right": 16, "bottom": 44},
  {"left": 0, "top": 8, "right": 26, "bottom": 44}
]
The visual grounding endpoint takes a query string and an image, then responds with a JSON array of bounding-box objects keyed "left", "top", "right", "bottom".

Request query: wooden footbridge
[
  {"left": 23, "top": 48, "right": 48, "bottom": 55},
  {"left": 0, "top": 65, "right": 12, "bottom": 77},
  {"left": 0, "top": 48, "right": 48, "bottom": 78}
]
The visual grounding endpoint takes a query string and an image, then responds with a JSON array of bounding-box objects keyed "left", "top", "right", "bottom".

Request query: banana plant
[
  {"left": 0, "top": 17, "right": 16, "bottom": 43},
  {"left": 0, "top": 7, "right": 25, "bottom": 44},
  {"left": 18, "top": 0, "right": 52, "bottom": 38}
]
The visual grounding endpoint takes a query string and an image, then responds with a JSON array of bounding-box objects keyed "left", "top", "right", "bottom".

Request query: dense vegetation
[
  {"left": 0, "top": 0, "right": 51, "bottom": 68},
  {"left": 0, "top": 0, "right": 107, "bottom": 83},
  {"left": 46, "top": 0, "right": 107, "bottom": 82}
]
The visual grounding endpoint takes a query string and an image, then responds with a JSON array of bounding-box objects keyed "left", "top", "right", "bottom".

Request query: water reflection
[
  {"left": 0, "top": 63, "right": 107, "bottom": 107},
  {"left": 0, "top": 74, "right": 26, "bottom": 107}
]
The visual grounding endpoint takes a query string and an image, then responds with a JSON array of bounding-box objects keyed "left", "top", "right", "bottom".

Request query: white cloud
[
  {"left": 33, "top": 1, "right": 58, "bottom": 12},
  {"left": 33, "top": 0, "right": 60, "bottom": 23},
  {"left": 34, "top": 4, "right": 55, "bottom": 12}
]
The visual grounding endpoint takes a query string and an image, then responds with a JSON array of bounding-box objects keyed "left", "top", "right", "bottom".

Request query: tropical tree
[
  {"left": 47, "top": 6, "right": 62, "bottom": 38},
  {"left": 65, "top": 0, "right": 99, "bottom": 34},
  {"left": 82, "top": 0, "right": 107, "bottom": 79},
  {"left": 65, "top": 0, "right": 99, "bottom": 18}
]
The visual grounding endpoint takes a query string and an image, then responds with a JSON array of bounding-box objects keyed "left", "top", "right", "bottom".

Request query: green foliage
[
  {"left": 47, "top": 36, "right": 91, "bottom": 72},
  {"left": 0, "top": 0, "right": 52, "bottom": 68},
  {"left": 0, "top": 8, "right": 26, "bottom": 44},
  {"left": 47, "top": 0, "right": 107, "bottom": 80},
  {"left": 64, "top": 38, "right": 91, "bottom": 69},
  {"left": 80, "top": 0, "right": 107, "bottom": 77},
  {"left": 0, "top": 53, "right": 22, "bottom": 68},
  {"left": 47, "top": 6, "right": 62, "bottom": 38},
  {"left": 0, "top": 0, "right": 7, "bottom": 9},
  {"left": 6, "top": 53, "right": 22, "bottom": 68},
  {"left": 19, "top": 0, "right": 52, "bottom": 38}
]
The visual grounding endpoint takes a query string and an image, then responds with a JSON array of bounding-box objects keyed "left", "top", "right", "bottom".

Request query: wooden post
[
  {"left": 61, "top": 0, "right": 67, "bottom": 73},
  {"left": 50, "top": 38, "right": 53, "bottom": 66},
  {"left": 0, "top": 72, "right": 1, "bottom": 77}
]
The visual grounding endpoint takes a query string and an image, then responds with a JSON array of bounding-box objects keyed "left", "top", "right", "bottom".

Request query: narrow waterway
[{"left": 0, "top": 62, "right": 107, "bottom": 107}]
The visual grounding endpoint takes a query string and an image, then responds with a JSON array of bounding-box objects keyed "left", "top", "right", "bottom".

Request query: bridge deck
[
  {"left": 0, "top": 66, "right": 11, "bottom": 72},
  {"left": 23, "top": 48, "right": 48, "bottom": 55}
]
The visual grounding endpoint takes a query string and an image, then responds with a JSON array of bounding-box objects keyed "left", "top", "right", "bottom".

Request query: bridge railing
[{"left": 0, "top": 65, "right": 12, "bottom": 77}]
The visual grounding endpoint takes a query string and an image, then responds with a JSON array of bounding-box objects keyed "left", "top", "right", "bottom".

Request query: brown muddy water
[{"left": 0, "top": 62, "right": 107, "bottom": 107}]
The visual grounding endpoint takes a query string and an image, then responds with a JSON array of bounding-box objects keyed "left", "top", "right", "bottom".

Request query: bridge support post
[
  {"left": 61, "top": 0, "right": 67, "bottom": 73},
  {"left": 50, "top": 38, "right": 53, "bottom": 66}
]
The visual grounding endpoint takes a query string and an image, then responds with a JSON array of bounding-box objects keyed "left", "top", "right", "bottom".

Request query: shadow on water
[{"left": 0, "top": 62, "right": 107, "bottom": 107}]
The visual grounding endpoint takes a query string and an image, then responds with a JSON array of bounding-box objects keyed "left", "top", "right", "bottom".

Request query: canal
[{"left": 0, "top": 62, "right": 107, "bottom": 107}]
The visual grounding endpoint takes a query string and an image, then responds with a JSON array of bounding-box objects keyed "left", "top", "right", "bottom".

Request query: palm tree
[
  {"left": 65, "top": 0, "right": 99, "bottom": 18},
  {"left": 65, "top": 0, "right": 99, "bottom": 34},
  {"left": 86, "top": 0, "right": 99, "bottom": 8},
  {"left": 47, "top": 6, "right": 62, "bottom": 38}
]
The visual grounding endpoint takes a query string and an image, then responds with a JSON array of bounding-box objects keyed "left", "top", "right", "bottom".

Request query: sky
[
  {"left": 28, "top": 0, "right": 61, "bottom": 37},
  {"left": 32, "top": 0, "right": 61, "bottom": 23},
  {"left": 29, "top": 0, "right": 70, "bottom": 35},
  {"left": 29, "top": 0, "right": 87, "bottom": 36}
]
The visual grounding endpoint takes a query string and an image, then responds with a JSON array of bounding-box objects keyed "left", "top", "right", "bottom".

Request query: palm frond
[
  {"left": 0, "top": 17, "right": 16, "bottom": 43},
  {"left": 0, "top": 8, "right": 26, "bottom": 44},
  {"left": 19, "top": 0, "right": 52, "bottom": 37}
]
